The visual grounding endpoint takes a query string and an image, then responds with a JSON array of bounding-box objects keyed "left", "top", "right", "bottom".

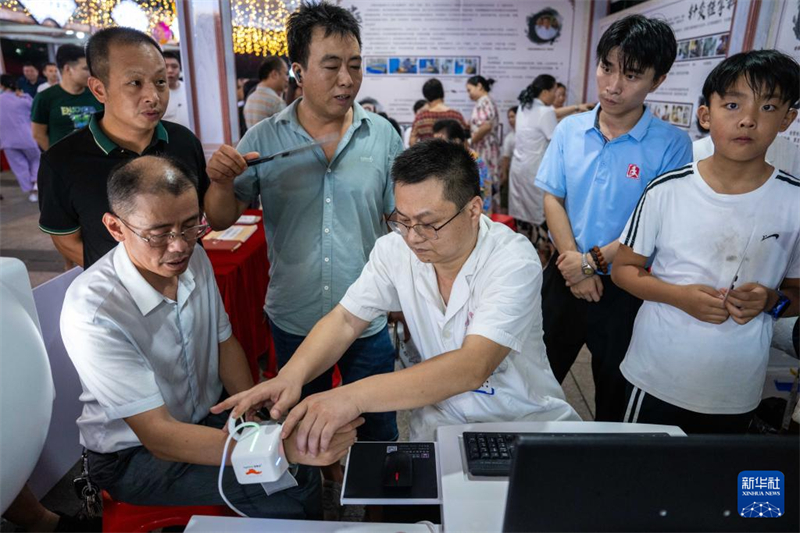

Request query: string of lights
[
  {"left": 232, "top": 0, "right": 298, "bottom": 56},
  {"left": 1, "top": 0, "right": 298, "bottom": 56},
  {"left": 0, "top": 0, "right": 176, "bottom": 38}
]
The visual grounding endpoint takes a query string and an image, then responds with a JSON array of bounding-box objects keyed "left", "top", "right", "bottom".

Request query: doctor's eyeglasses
[{"left": 387, "top": 204, "right": 467, "bottom": 241}]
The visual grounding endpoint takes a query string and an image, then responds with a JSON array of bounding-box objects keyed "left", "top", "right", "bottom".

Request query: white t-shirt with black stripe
[{"left": 619, "top": 162, "right": 800, "bottom": 415}]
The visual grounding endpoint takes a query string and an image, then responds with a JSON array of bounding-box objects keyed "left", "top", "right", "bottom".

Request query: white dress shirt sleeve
[
  {"left": 465, "top": 255, "right": 541, "bottom": 353},
  {"left": 339, "top": 235, "right": 401, "bottom": 322},
  {"left": 61, "top": 313, "right": 164, "bottom": 421}
]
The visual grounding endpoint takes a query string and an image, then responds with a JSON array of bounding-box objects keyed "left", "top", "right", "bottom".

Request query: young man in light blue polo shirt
[
  {"left": 203, "top": 2, "right": 402, "bottom": 503},
  {"left": 535, "top": 14, "right": 692, "bottom": 422}
]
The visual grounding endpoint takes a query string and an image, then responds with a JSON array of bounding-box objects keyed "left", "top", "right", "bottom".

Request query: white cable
[
  {"left": 218, "top": 421, "right": 260, "bottom": 517},
  {"left": 416, "top": 520, "right": 439, "bottom": 533}
]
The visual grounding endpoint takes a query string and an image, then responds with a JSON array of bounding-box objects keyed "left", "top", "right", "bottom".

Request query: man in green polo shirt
[
  {"left": 31, "top": 44, "right": 102, "bottom": 150},
  {"left": 37, "top": 28, "right": 208, "bottom": 268}
]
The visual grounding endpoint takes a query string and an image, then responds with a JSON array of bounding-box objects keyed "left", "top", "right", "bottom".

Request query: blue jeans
[
  {"left": 87, "top": 410, "right": 321, "bottom": 519},
  {"left": 270, "top": 319, "right": 398, "bottom": 442}
]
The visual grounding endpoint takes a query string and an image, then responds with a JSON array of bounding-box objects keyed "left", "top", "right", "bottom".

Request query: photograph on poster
[
  {"left": 389, "top": 57, "right": 417, "bottom": 74},
  {"left": 454, "top": 58, "right": 478, "bottom": 75},
  {"left": 440, "top": 58, "right": 454, "bottom": 74},
  {"left": 676, "top": 32, "right": 729, "bottom": 62},
  {"left": 371, "top": 57, "right": 480, "bottom": 77},
  {"left": 366, "top": 57, "right": 388, "bottom": 74},
  {"left": 419, "top": 58, "right": 440, "bottom": 74},
  {"left": 526, "top": 8, "right": 563, "bottom": 44},
  {"left": 649, "top": 101, "right": 693, "bottom": 128}
]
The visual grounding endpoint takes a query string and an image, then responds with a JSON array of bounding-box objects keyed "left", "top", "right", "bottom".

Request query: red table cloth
[{"left": 206, "top": 210, "right": 277, "bottom": 381}]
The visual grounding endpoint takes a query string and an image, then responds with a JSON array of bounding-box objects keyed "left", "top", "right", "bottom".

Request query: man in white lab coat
[{"left": 213, "top": 139, "right": 579, "bottom": 453}]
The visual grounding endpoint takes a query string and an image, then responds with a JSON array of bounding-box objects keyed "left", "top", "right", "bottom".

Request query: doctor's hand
[
  {"left": 282, "top": 417, "right": 364, "bottom": 466},
  {"left": 207, "top": 144, "right": 259, "bottom": 185},
  {"left": 210, "top": 374, "right": 302, "bottom": 422},
  {"left": 282, "top": 388, "right": 363, "bottom": 457},
  {"left": 556, "top": 251, "right": 588, "bottom": 286}
]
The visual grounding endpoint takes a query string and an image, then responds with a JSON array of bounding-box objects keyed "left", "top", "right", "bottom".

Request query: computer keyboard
[{"left": 463, "top": 431, "right": 670, "bottom": 477}]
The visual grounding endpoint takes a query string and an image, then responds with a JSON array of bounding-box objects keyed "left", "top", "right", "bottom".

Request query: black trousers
[
  {"left": 624, "top": 380, "right": 754, "bottom": 434},
  {"left": 541, "top": 254, "right": 642, "bottom": 422}
]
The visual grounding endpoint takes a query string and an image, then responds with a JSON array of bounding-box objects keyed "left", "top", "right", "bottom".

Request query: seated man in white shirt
[
  {"left": 213, "top": 140, "right": 579, "bottom": 455},
  {"left": 61, "top": 155, "right": 361, "bottom": 517}
]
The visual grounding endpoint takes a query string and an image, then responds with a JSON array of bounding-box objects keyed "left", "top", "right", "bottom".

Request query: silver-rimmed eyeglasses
[{"left": 116, "top": 216, "right": 208, "bottom": 248}]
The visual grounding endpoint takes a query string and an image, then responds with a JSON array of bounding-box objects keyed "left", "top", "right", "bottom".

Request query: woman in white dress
[{"left": 509, "top": 74, "right": 558, "bottom": 238}]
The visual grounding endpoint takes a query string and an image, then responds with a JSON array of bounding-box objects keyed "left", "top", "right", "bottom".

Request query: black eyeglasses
[
  {"left": 387, "top": 204, "right": 467, "bottom": 241},
  {"left": 116, "top": 216, "right": 208, "bottom": 248}
]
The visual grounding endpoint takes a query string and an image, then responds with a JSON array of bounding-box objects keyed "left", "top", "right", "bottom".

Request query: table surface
[
  {"left": 436, "top": 421, "right": 686, "bottom": 533},
  {"left": 185, "top": 515, "right": 440, "bottom": 532}
]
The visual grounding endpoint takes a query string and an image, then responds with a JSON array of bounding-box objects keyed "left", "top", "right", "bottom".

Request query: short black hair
[
  {"left": 22, "top": 62, "right": 36, "bottom": 68},
  {"left": 163, "top": 51, "right": 181, "bottom": 68},
  {"left": 378, "top": 111, "right": 402, "bottom": 137},
  {"left": 358, "top": 96, "right": 379, "bottom": 109},
  {"left": 86, "top": 27, "right": 163, "bottom": 83},
  {"left": 432, "top": 119, "right": 468, "bottom": 142},
  {"left": 392, "top": 139, "right": 480, "bottom": 209},
  {"left": 508, "top": 105, "right": 518, "bottom": 114},
  {"left": 0, "top": 74, "right": 16, "bottom": 90},
  {"left": 422, "top": 78, "right": 444, "bottom": 102},
  {"left": 519, "top": 74, "right": 557, "bottom": 109},
  {"left": 43, "top": 61, "right": 57, "bottom": 69},
  {"left": 257, "top": 56, "right": 285, "bottom": 81},
  {"left": 413, "top": 99, "right": 427, "bottom": 114},
  {"left": 287, "top": 1, "right": 362, "bottom": 68},
  {"left": 702, "top": 50, "right": 800, "bottom": 109},
  {"left": 108, "top": 156, "right": 198, "bottom": 217},
  {"left": 467, "top": 75, "right": 495, "bottom": 92},
  {"left": 55, "top": 44, "right": 85, "bottom": 71},
  {"left": 556, "top": 82, "right": 566, "bottom": 90},
  {"left": 596, "top": 14, "right": 677, "bottom": 80}
]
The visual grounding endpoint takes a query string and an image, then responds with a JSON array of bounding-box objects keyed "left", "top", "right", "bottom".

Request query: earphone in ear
[{"left": 294, "top": 70, "right": 303, "bottom": 82}]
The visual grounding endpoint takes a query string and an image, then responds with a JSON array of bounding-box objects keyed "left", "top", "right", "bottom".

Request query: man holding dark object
[{"left": 204, "top": 2, "right": 402, "bottom": 515}]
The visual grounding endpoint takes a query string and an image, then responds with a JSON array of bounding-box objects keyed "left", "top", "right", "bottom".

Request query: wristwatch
[
  {"left": 581, "top": 253, "right": 595, "bottom": 276},
  {"left": 767, "top": 290, "right": 790, "bottom": 319}
]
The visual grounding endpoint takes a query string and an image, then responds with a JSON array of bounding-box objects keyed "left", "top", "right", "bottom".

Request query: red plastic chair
[
  {"left": 101, "top": 490, "right": 236, "bottom": 532},
  {"left": 490, "top": 213, "right": 517, "bottom": 232}
]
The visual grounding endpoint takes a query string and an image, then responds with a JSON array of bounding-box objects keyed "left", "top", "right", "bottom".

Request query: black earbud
[{"left": 294, "top": 70, "right": 303, "bottom": 82}]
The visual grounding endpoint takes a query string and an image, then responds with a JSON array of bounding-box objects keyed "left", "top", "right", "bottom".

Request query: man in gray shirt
[
  {"left": 204, "top": 1, "right": 402, "bottom": 491},
  {"left": 244, "top": 55, "right": 288, "bottom": 129}
]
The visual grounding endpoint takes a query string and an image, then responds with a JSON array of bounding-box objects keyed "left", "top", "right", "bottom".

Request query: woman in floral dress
[{"left": 466, "top": 75, "right": 500, "bottom": 213}]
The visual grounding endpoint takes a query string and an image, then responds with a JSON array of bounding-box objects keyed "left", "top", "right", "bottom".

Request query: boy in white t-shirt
[{"left": 612, "top": 50, "right": 800, "bottom": 433}]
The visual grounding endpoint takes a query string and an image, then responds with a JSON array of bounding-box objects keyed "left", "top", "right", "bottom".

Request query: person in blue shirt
[
  {"left": 535, "top": 14, "right": 692, "bottom": 422},
  {"left": 204, "top": 2, "right": 401, "bottom": 511}
]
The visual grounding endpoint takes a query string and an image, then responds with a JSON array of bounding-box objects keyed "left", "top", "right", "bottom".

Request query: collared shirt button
[
  {"left": 327, "top": 168, "right": 332, "bottom": 173},
  {"left": 324, "top": 285, "right": 329, "bottom": 291},
  {"left": 324, "top": 257, "right": 330, "bottom": 263},
  {"left": 324, "top": 227, "right": 330, "bottom": 234},
  {"left": 326, "top": 197, "right": 331, "bottom": 203},
  {"left": 443, "top": 330, "right": 451, "bottom": 339}
]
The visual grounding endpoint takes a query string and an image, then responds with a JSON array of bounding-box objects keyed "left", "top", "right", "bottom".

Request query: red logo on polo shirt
[{"left": 626, "top": 164, "right": 641, "bottom": 179}]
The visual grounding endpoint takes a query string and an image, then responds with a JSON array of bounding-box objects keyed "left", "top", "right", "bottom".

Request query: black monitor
[{"left": 503, "top": 434, "right": 799, "bottom": 532}]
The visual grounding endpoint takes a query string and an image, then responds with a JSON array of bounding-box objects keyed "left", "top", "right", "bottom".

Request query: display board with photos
[
  {"left": 769, "top": 0, "right": 800, "bottom": 150},
  {"left": 349, "top": 0, "right": 591, "bottom": 138}
]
